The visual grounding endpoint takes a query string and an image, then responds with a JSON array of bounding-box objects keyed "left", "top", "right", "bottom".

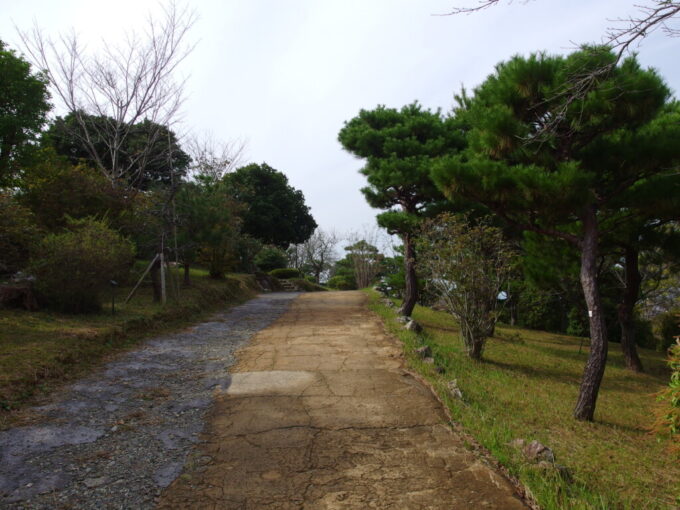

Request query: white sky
[{"left": 2, "top": 0, "right": 679, "bottom": 239}]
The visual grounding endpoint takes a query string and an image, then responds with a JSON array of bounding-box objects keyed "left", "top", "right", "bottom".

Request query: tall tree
[
  {"left": 45, "top": 114, "right": 191, "bottom": 190},
  {"left": 345, "top": 239, "right": 382, "bottom": 289},
  {"left": 175, "top": 177, "right": 242, "bottom": 281},
  {"left": 604, "top": 164, "right": 680, "bottom": 371},
  {"left": 338, "top": 102, "right": 465, "bottom": 316},
  {"left": 225, "top": 163, "right": 316, "bottom": 249},
  {"left": 19, "top": 3, "right": 194, "bottom": 186},
  {"left": 291, "top": 228, "right": 339, "bottom": 283},
  {"left": 0, "top": 40, "right": 50, "bottom": 185},
  {"left": 432, "top": 48, "right": 680, "bottom": 421}
]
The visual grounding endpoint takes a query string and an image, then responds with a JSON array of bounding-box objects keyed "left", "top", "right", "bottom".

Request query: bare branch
[
  {"left": 185, "top": 131, "right": 249, "bottom": 182},
  {"left": 17, "top": 1, "right": 196, "bottom": 186}
]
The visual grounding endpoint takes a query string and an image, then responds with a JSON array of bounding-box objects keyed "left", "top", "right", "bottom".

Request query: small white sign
[{"left": 588, "top": 310, "right": 593, "bottom": 317}]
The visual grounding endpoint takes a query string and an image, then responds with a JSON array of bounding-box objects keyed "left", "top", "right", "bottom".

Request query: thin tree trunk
[
  {"left": 399, "top": 233, "right": 418, "bottom": 317},
  {"left": 183, "top": 263, "right": 191, "bottom": 287},
  {"left": 618, "top": 247, "right": 644, "bottom": 372},
  {"left": 150, "top": 256, "right": 162, "bottom": 303},
  {"left": 573, "top": 206, "right": 609, "bottom": 422}
]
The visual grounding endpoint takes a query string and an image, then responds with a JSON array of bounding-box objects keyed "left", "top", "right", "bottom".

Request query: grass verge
[
  {"left": 365, "top": 290, "right": 679, "bottom": 510},
  {"left": 0, "top": 267, "right": 261, "bottom": 426}
]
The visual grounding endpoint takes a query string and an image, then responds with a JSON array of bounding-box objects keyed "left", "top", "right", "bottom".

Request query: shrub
[
  {"left": 634, "top": 317, "right": 657, "bottom": 349},
  {"left": 655, "top": 311, "right": 680, "bottom": 351},
  {"left": 255, "top": 246, "right": 288, "bottom": 272},
  {"left": 30, "top": 218, "right": 135, "bottom": 313},
  {"left": 566, "top": 307, "right": 588, "bottom": 337},
  {"left": 653, "top": 336, "right": 680, "bottom": 454},
  {"left": 269, "top": 268, "right": 300, "bottom": 279},
  {"left": 326, "top": 275, "right": 355, "bottom": 290},
  {"left": 0, "top": 193, "right": 40, "bottom": 275},
  {"left": 416, "top": 214, "right": 515, "bottom": 360}
]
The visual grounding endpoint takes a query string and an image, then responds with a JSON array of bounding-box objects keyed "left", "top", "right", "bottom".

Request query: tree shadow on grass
[{"left": 483, "top": 358, "right": 582, "bottom": 386}]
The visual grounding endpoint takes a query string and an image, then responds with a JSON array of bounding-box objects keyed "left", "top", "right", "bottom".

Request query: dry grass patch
[{"left": 0, "top": 267, "right": 260, "bottom": 424}]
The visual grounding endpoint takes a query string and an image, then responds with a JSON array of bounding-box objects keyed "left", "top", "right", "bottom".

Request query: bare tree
[
  {"left": 18, "top": 2, "right": 196, "bottom": 186},
  {"left": 444, "top": 0, "right": 680, "bottom": 51},
  {"left": 186, "top": 131, "right": 248, "bottom": 182},
  {"left": 291, "top": 229, "right": 339, "bottom": 283},
  {"left": 345, "top": 227, "right": 385, "bottom": 289}
]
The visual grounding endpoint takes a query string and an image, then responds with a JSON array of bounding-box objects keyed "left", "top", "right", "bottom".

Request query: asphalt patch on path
[{"left": 0, "top": 292, "right": 297, "bottom": 509}]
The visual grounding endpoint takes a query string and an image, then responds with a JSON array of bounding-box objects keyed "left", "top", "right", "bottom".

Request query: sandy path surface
[{"left": 158, "top": 291, "right": 528, "bottom": 509}]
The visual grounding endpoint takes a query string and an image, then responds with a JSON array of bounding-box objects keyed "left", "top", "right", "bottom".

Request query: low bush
[
  {"left": 653, "top": 337, "right": 680, "bottom": 454},
  {"left": 255, "top": 246, "right": 288, "bottom": 272},
  {"left": 0, "top": 193, "right": 40, "bottom": 276},
  {"left": 269, "top": 268, "right": 300, "bottom": 279},
  {"left": 655, "top": 311, "right": 680, "bottom": 351},
  {"left": 326, "top": 275, "right": 355, "bottom": 290},
  {"left": 30, "top": 218, "right": 135, "bottom": 313}
]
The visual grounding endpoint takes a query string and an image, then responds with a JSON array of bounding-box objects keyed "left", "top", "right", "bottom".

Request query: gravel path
[{"left": 0, "top": 292, "right": 297, "bottom": 509}]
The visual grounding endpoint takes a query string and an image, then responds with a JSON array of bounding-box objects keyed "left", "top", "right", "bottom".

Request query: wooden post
[{"left": 124, "top": 254, "right": 159, "bottom": 304}]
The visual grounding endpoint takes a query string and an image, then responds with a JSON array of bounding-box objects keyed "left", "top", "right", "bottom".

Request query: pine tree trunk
[
  {"left": 573, "top": 206, "right": 609, "bottom": 422},
  {"left": 618, "top": 247, "right": 644, "bottom": 372},
  {"left": 399, "top": 233, "right": 418, "bottom": 317},
  {"left": 183, "top": 263, "right": 191, "bottom": 287}
]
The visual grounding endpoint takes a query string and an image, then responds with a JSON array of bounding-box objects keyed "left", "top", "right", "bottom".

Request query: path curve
[
  {"left": 0, "top": 293, "right": 296, "bottom": 509},
  {"left": 158, "top": 291, "right": 528, "bottom": 509}
]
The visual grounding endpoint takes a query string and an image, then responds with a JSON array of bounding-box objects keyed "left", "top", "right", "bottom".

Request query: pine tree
[
  {"left": 432, "top": 48, "right": 680, "bottom": 421},
  {"left": 338, "top": 102, "right": 464, "bottom": 316}
]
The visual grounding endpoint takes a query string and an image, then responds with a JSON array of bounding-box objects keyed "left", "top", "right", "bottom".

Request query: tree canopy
[
  {"left": 46, "top": 114, "right": 190, "bottom": 190},
  {"left": 224, "top": 162, "right": 316, "bottom": 249},
  {"left": 338, "top": 102, "right": 465, "bottom": 315},
  {"left": 0, "top": 40, "right": 50, "bottom": 185}
]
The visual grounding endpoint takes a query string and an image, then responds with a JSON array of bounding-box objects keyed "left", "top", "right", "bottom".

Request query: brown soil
[{"left": 157, "top": 291, "right": 528, "bottom": 509}]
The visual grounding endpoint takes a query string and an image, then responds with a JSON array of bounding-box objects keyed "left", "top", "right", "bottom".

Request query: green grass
[
  {"left": 0, "top": 266, "right": 260, "bottom": 425},
  {"left": 366, "top": 291, "right": 679, "bottom": 510}
]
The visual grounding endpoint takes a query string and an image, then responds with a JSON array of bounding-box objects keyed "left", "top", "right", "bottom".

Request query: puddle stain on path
[
  {"left": 158, "top": 291, "right": 529, "bottom": 510},
  {"left": 0, "top": 293, "right": 296, "bottom": 509}
]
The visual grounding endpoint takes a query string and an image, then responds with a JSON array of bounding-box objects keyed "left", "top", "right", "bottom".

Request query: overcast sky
[{"left": 2, "top": 0, "right": 678, "bottom": 240}]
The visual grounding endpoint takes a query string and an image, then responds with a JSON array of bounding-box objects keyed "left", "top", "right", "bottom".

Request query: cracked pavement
[{"left": 157, "top": 291, "right": 528, "bottom": 509}]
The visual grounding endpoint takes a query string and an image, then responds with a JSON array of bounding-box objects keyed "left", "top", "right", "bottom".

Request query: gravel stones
[{"left": 0, "top": 292, "right": 296, "bottom": 509}]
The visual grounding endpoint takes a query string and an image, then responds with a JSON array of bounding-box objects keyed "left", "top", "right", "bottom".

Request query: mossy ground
[
  {"left": 366, "top": 291, "right": 679, "bottom": 510},
  {"left": 0, "top": 265, "right": 260, "bottom": 426}
]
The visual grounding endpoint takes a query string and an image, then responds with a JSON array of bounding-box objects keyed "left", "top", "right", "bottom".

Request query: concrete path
[{"left": 158, "top": 291, "right": 528, "bottom": 509}]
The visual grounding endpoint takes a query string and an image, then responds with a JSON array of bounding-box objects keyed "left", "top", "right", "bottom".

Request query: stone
[
  {"left": 405, "top": 320, "right": 422, "bottom": 333},
  {"left": 523, "top": 440, "right": 555, "bottom": 463},
  {"left": 508, "top": 438, "right": 526, "bottom": 449},
  {"left": 414, "top": 345, "right": 431, "bottom": 358},
  {"left": 423, "top": 357, "right": 435, "bottom": 364},
  {"left": 447, "top": 379, "right": 464, "bottom": 400},
  {"left": 434, "top": 366, "right": 445, "bottom": 374},
  {"left": 396, "top": 315, "right": 410, "bottom": 324},
  {"left": 534, "top": 461, "right": 572, "bottom": 483},
  {"left": 83, "top": 476, "right": 108, "bottom": 488}
]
